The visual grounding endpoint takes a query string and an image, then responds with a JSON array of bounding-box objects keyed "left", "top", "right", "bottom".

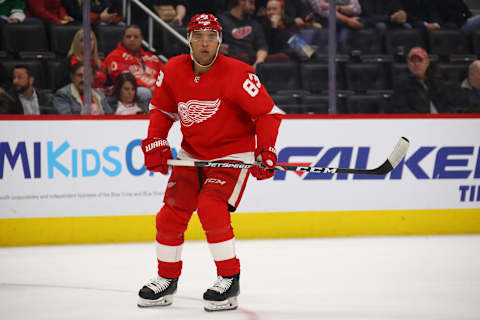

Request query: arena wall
[{"left": 1, "top": 114, "right": 479, "bottom": 246}]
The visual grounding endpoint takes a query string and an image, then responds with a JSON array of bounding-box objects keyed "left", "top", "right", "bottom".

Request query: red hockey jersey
[{"left": 149, "top": 54, "right": 282, "bottom": 160}]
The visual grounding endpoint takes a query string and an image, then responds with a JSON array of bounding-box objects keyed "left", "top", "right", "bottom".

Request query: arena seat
[
  {"left": 300, "top": 62, "right": 345, "bottom": 94},
  {"left": 256, "top": 62, "right": 301, "bottom": 93},
  {"left": 45, "top": 59, "right": 65, "bottom": 91},
  {"left": 0, "top": 59, "right": 48, "bottom": 89},
  {"left": 1, "top": 24, "right": 49, "bottom": 56},
  {"left": 390, "top": 63, "right": 410, "bottom": 90},
  {"left": 270, "top": 93, "right": 303, "bottom": 113},
  {"left": 473, "top": 29, "right": 480, "bottom": 57},
  {"left": 301, "top": 94, "right": 329, "bottom": 114},
  {"left": 345, "top": 62, "right": 389, "bottom": 92},
  {"left": 346, "top": 94, "right": 389, "bottom": 113},
  {"left": 428, "top": 29, "right": 470, "bottom": 58},
  {"left": 160, "top": 26, "right": 188, "bottom": 58},
  {"left": 95, "top": 25, "right": 126, "bottom": 57},
  {"left": 346, "top": 28, "right": 384, "bottom": 55},
  {"left": 385, "top": 29, "right": 424, "bottom": 55},
  {"left": 49, "top": 24, "right": 82, "bottom": 56},
  {"left": 436, "top": 63, "right": 469, "bottom": 88}
]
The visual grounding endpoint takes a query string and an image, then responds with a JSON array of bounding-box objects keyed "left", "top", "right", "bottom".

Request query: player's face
[{"left": 190, "top": 30, "right": 220, "bottom": 66}]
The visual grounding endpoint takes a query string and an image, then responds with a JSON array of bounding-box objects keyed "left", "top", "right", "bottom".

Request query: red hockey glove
[
  {"left": 141, "top": 138, "right": 173, "bottom": 174},
  {"left": 250, "top": 147, "right": 277, "bottom": 180}
]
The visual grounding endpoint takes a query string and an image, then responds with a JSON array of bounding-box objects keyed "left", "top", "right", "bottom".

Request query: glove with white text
[
  {"left": 250, "top": 146, "right": 277, "bottom": 180},
  {"left": 141, "top": 138, "right": 173, "bottom": 175}
]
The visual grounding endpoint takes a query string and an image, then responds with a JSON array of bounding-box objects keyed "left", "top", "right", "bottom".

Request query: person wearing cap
[
  {"left": 137, "top": 13, "right": 284, "bottom": 311},
  {"left": 390, "top": 46, "right": 454, "bottom": 113}
]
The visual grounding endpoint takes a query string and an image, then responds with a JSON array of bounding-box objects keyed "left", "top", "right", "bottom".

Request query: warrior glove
[
  {"left": 250, "top": 146, "right": 277, "bottom": 180},
  {"left": 141, "top": 138, "right": 173, "bottom": 175}
]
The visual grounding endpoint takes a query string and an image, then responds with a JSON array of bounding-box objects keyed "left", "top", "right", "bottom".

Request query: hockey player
[{"left": 138, "top": 13, "right": 284, "bottom": 312}]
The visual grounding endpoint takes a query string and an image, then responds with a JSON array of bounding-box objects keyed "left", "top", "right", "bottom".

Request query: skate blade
[
  {"left": 204, "top": 296, "right": 238, "bottom": 312},
  {"left": 137, "top": 294, "right": 174, "bottom": 307}
]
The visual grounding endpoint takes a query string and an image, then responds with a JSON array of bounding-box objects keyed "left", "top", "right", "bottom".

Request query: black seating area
[
  {"left": 95, "top": 25, "right": 126, "bottom": 57},
  {"left": 49, "top": 24, "right": 82, "bottom": 56},
  {"left": 2, "top": 21, "right": 480, "bottom": 114},
  {"left": 0, "top": 23, "right": 126, "bottom": 95}
]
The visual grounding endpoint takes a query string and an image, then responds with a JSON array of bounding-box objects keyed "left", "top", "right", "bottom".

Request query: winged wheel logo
[{"left": 178, "top": 99, "right": 221, "bottom": 127}]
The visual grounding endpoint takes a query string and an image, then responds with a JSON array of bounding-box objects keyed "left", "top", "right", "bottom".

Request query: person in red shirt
[
  {"left": 26, "top": 0, "right": 74, "bottom": 24},
  {"left": 137, "top": 13, "right": 283, "bottom": 312},
  {"left": 104, "top": 25, "right": 162, "bottom": 110}
]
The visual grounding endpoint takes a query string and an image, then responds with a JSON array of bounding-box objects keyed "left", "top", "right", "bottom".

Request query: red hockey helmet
[{"left": 187, "top": 13, "right": 222, "bottom": 39}]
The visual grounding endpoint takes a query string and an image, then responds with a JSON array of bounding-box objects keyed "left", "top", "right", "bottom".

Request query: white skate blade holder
[
  {"left": 137, "top": 294, "right": 174, "bottom": 308},
  {"left": 204, "top": 296, "right": 238, "bottom": 312}
]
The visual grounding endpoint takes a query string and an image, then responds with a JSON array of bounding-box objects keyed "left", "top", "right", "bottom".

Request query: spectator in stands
[
  {"left": 104, "top": 25, "right": 162, "bottom": 109},
  {"left": 299, "top": 0, "right": 362, "bottom": 53},
  {"left": 53, "top": 62, "right": 112, "bottom": 114},
  {"left": 434, "top": 0, "right": 480, "bottom": 35},
  {"left": 260, "top": 0, "right": 294, "bottom": 61},
  {"left": 400, "top": 0, "right": 441, "bottom": 31},
  {"left": 26, "top": 0, "right": 74, "bottom": 24},
  {"left": 109, "top": 72, "right": 144, "bottom": 115},
  {"left": 0, "top": 0, "right": 25, "bottom": 24},
  {"left": 61, "top": 0, "right": 124, "bottom": 26},
  {"left": 153, "top": 0, "right": 187, "bottom": 26},
  {"left": 307, "top": 0, "right": 364, "bottom": 29},
  {"left": 359, "top": 0, "right": 409, "bottom": 31},
  {"left": 3, "top": 65, "right": 53, "bottom": 114},
  {"left": 56, "top": 29, "right": 108, "bottom": 91},
  {"left": 390, "top": 47, "right": 454, "bottom": 113},
  {"left": 181, "top": 0, "right": 227, "bottom": 23},
  {"left": 219, "top": 0, "right": 269, "bottom": 69},
  {"left": 458, "top": 60, "right": 480, "bottom": 113},
  {"left": 255, "top": 0, "right": 313, "bottom": 28}
]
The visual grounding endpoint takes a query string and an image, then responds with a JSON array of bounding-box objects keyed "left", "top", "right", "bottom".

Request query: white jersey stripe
[
  {"left": 268, "top": 104, "right": 286, "bottom": 115},
  {"left": 149, "top": 104, "right": 179, "bottom": 121},
  {"left": 156, "top": 242, "right": 183, "bottom": 263},
  {"left": 208, "top": 238, "right": 236, "bottom": 261},
  {"left": 228, "top": 168, "right": 248, "bottom": 208}
]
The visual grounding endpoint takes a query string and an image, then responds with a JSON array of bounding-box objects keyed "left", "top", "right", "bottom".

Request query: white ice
[{"left": 1, "top": 236, "right": 480, "bottom": 320}]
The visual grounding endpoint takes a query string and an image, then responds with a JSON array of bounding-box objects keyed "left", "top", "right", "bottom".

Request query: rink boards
[{"left": 1, "top": 114, "right": 480, "bottom": 246}]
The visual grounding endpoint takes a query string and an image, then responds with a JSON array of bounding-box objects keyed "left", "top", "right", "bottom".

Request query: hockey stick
[{"left": 166, "top": 137, "right": 409, "bottom": 175}]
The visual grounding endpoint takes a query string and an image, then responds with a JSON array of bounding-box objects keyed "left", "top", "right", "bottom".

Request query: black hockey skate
[
  {"left": 137, "top": 276, "right": 178, "bottom": 307},
  {"left": 203, "top": 273, "right": 240, "bottom": 312}
]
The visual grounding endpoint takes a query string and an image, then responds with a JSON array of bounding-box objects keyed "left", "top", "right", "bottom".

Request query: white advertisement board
[{"left": 1, "top": 117, "right": 479, "bottom": 219}]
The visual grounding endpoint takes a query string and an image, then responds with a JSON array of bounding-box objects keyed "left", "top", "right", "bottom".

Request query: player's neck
[{"left": 193, "top": 62, "right": 213, "bottom": 75}]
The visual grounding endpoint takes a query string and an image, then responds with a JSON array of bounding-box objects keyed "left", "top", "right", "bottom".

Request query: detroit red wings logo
[
  {"left": 178, "top": 99, "right": 221, "bottom": 127},
  {"left": 232, "top": 26, "right": 252, "bottom": 39}
]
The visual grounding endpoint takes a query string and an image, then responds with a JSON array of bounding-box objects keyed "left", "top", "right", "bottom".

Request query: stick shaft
[{"left": 166, "top": 137, "right": 409, "bottom": 176}]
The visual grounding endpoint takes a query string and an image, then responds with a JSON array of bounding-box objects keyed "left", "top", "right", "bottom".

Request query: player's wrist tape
[{"left": 144, "top": 139, "right": 169, "bottom": 152}]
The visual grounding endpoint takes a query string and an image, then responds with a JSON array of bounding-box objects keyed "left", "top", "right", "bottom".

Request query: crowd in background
[{"left": 1, "top": 0, "right": 480, "bottom": 114}]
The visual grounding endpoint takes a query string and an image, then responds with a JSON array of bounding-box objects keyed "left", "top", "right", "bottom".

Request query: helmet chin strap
[{"left": 189, "top": 32, "right": 222, "bottom": 69}]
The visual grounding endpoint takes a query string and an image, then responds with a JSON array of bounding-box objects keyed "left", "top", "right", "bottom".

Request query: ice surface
[{"left": 1, "top": 236, "right": 480, "bottom": 320}]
